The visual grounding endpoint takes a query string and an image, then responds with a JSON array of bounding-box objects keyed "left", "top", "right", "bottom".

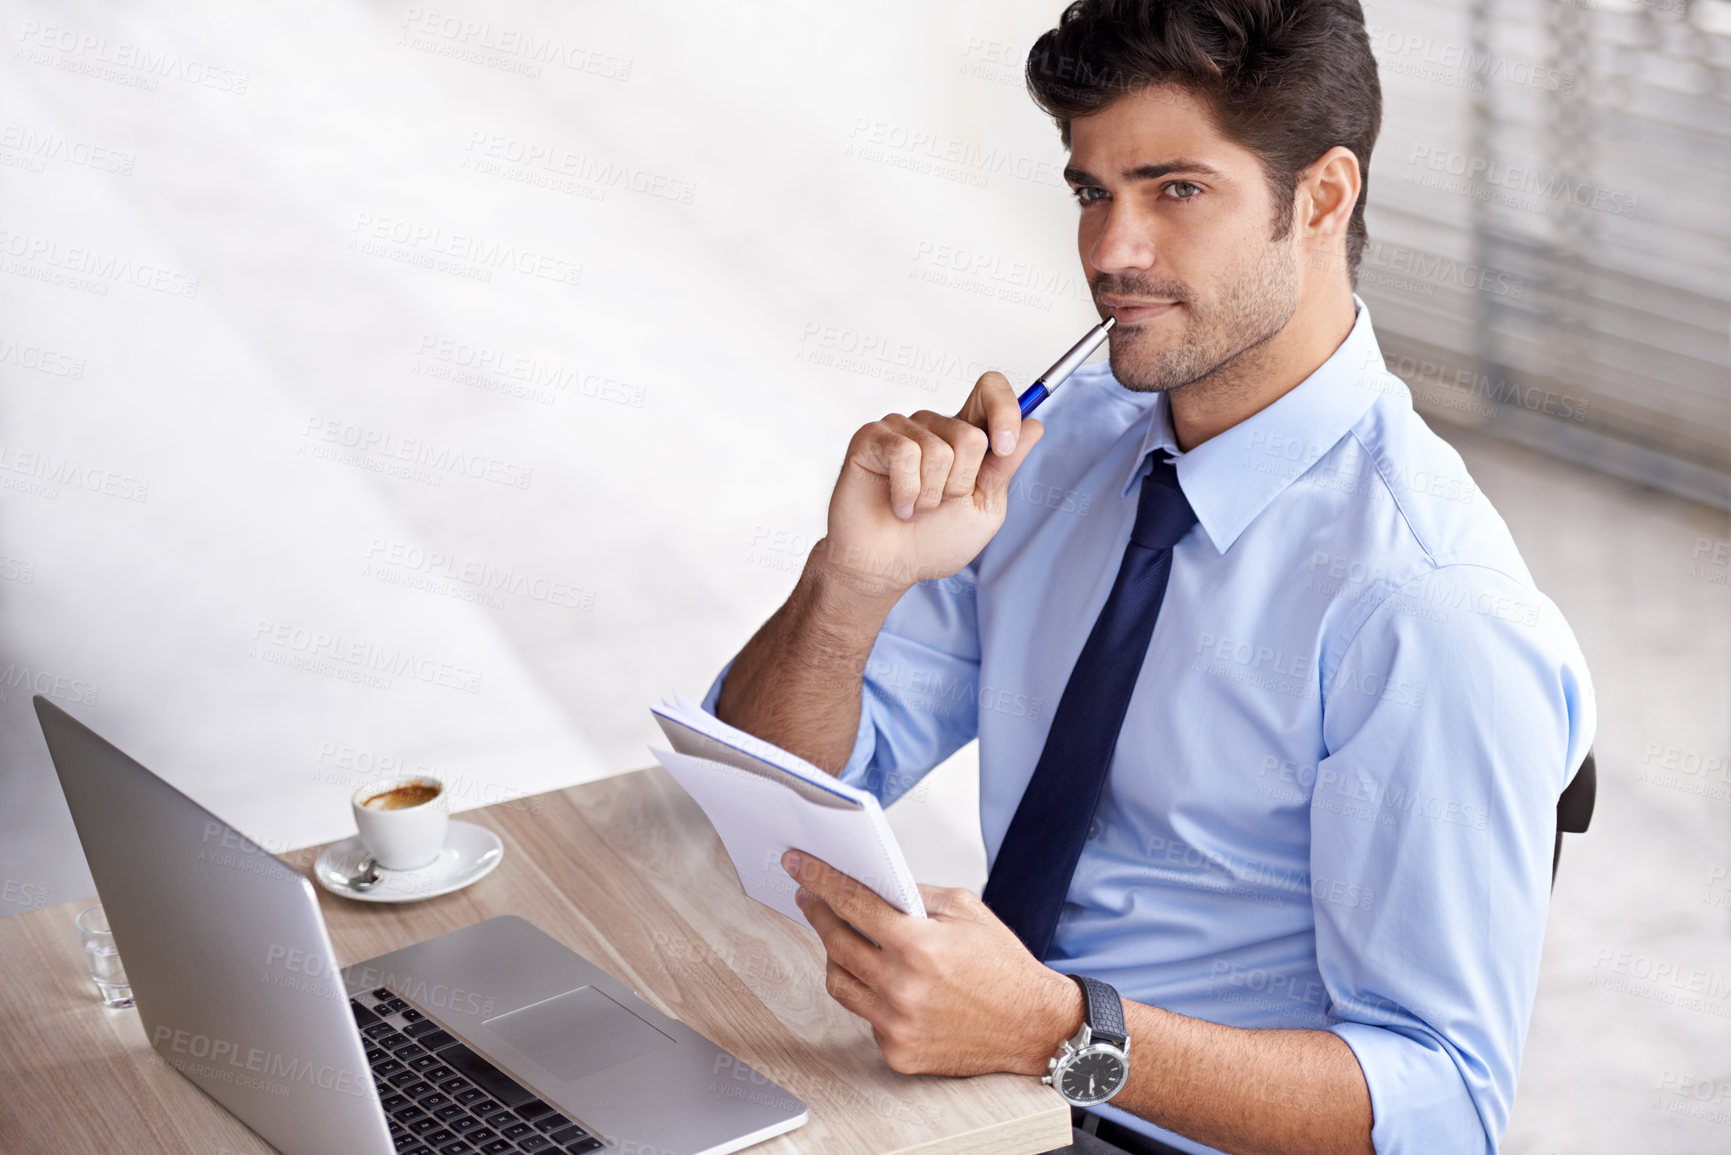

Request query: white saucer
[{"left": 313, "top": 821, "right": 503, "bottom": 903}]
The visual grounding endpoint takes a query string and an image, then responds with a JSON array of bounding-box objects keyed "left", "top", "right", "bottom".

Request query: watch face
[{"left": 1058, "top": 1045, "right": 1127, "bottom": 1105}]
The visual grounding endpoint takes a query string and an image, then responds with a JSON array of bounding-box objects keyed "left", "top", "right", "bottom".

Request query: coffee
[{"left": 363, "top": 783, "right": 440, "bottom": 811}]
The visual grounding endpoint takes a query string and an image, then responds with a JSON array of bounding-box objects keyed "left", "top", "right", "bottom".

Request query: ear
[{"left": 1297, "top": 146, "right": 1361, "bottom": 247}]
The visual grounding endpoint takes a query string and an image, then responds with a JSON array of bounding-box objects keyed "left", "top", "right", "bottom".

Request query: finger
[
  {"left": 916, "top": 883, "right": 998, "bottom": 929},
  {"left": 880, "top": 414, "right": 954, "bottom": 516},
  {"left": 824, "top": 957, "right": 882, "bottom": 1021},
  {"left": 975, "top": 417, "right": 1045, "bottom": 505},
  {"left": 914, "top": 883, "right": 967, "bottom": 919},
  {"left": 796, "top": 887, "right": 885, "bottom": 986},
  {"left": 908, "top": 410, "right": 990, "bottom": 499},
  {"left": 784, "top": 850, "right": 904, "bottom": 945},
  {"left": 847, "top": 420, "right": 927, "bottom": 521},
  {"left": 970, "top": 372, "right": 1024, "bottom": 457}
]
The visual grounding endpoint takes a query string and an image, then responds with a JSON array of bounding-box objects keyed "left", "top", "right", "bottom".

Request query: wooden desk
[{"left": 0, "top": 767, "right": 1070, "bottom": 1155}]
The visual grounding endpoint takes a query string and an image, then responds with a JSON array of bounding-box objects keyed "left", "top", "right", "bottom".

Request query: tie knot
[{"left": 1130, "top": 452, "right": 1196, "bottom": 551}]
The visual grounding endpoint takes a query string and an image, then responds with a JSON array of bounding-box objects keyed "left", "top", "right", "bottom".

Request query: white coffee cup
[{"left": 351, "top": 776, "right": 449, "bottom": 870}]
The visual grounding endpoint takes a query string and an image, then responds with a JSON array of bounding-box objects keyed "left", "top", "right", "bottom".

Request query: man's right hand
[
  {"left": 814, "top": 370, "right": 1045, "bottom": 603},
  {"left": 715, "top": 369, "right": 1045, "bottom": 771}
]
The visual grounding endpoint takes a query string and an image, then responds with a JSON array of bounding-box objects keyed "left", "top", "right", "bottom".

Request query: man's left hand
[{"left": 783, "top": 849, "right": 1083, "bottom": 1077}]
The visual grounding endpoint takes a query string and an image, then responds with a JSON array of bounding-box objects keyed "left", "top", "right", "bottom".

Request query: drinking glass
[{"left": 76, "top": 904, "right": 134, "bottom": 1009}]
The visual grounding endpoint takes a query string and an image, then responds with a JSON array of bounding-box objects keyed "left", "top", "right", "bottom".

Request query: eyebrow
[{"left": 1064, "top": 159, "right": 1224, "bottom": 185}]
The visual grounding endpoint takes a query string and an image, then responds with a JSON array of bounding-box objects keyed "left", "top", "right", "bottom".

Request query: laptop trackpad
[{"left": 484, "top": 986, "right": 674, "bottom": 1083}]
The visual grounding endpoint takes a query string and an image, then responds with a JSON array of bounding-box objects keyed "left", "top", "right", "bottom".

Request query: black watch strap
[{"left": 1066, "top": 974, "right": 1127, "bottom": 1048}]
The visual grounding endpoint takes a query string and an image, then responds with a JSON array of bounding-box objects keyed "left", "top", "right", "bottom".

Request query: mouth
[{"left": 1098, "top": 297, "right": 1180, "bottom": 325}]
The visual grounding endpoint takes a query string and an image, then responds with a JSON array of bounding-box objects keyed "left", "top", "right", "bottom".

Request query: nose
[{"left": 1085, "top": 200, "right": 1159, "bottom": 279}]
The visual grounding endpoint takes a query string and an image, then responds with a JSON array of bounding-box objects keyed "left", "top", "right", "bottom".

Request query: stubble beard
[{"left": 1100, "top": 240, "right": 1302, "bottom": 395}]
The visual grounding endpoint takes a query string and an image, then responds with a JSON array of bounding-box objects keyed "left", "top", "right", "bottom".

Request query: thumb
[{"left": 975, "top": 417, "right": 1044, "bottom": 507}]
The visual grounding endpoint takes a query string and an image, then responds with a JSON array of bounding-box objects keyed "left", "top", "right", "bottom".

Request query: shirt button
[{"left": 1086, "top": 818, "right": 1102, "bottom": 842}]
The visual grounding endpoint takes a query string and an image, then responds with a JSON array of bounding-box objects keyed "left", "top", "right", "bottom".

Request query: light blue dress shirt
[{"left": 703, "top": 301, "right": 1595, "bottom": 1154}]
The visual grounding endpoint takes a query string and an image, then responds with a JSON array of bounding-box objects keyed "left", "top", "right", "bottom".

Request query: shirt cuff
[
  {"left": 699, "top": 657, "right": 880, "bottom": 789},
  {"left": 1330, "top": 1020, "right": 1489, "bottom": 1155}
]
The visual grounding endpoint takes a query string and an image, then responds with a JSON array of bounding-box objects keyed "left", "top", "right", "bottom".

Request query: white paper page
[{"left": 652, "top": 745, "right": 926, "bottom": 922}]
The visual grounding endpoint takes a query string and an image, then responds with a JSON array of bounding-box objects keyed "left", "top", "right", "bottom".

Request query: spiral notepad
[{"left": 648, "top": 692, "right": 926, "bottom": 922}]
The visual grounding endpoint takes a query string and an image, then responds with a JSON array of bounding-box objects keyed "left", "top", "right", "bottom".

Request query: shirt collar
[{"left": 1117, "top": 296, "right": 1395, "bottom": 554}]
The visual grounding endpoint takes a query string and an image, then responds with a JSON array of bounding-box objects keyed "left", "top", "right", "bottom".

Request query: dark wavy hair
[{"left": 1026, "top": 0, "right": 1381, "bottom": 280}]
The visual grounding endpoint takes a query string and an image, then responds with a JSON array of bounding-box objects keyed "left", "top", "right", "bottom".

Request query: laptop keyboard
[{"left": 353, "top": 988, "right": 604, "bottom": 1155}]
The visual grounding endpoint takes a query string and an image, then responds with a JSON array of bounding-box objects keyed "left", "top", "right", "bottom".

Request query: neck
[{"left": 1167, "top": 285, "right": 1357, "bottom": 452}]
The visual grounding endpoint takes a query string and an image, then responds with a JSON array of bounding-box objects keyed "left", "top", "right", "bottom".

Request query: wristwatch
[{"left": 1043, "top": 974, "right": 1130, "bottom": 1106}]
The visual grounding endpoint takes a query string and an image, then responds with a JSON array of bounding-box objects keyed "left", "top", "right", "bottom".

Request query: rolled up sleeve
[
  {"left": 1310, "top": 565, "right": 1595, "bottom": 1153},
  {"left": 701, "top": 568, "right": 984, "bottom": 806}
]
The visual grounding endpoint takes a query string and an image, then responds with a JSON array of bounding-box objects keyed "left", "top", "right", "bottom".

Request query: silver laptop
[{"left": 36, "top": 696, "right": 808, "bottom": 1155}]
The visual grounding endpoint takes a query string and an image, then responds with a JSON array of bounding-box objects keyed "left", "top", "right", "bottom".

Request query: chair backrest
[{"left": 1551, "top": 748, "right": 1597, "bottom": 885}]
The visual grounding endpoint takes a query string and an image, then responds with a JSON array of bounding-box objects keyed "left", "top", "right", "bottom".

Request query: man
[{"left": 705, "top": 1, "right": 1595, "bottom": 1152}]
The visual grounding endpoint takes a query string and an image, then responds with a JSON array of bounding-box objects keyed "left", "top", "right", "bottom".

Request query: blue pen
[{"left": 1016, "top": 316, "right": 1116, "bottom": 418}]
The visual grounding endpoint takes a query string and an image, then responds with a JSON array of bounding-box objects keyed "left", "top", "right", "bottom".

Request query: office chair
[{"left": 1552, "top": 748, "right": 1596, "bottom": 886}]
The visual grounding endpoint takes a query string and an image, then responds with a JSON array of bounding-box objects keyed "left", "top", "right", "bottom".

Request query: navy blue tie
[{"left": 982, "top": 451, "right": 1197, "bottom": 961}]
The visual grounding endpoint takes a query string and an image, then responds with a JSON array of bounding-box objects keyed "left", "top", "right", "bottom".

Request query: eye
[
  {"left": 1165, "top": 180, "right": 1203, "bottom": 200},
  {"left": 1071, "top": 185, "right": 1108, "bottom": 205}
]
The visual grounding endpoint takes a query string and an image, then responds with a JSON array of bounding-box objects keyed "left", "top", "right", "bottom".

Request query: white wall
[{"left": 0, "top": 0, "right": 1090, "bottom": 905}]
